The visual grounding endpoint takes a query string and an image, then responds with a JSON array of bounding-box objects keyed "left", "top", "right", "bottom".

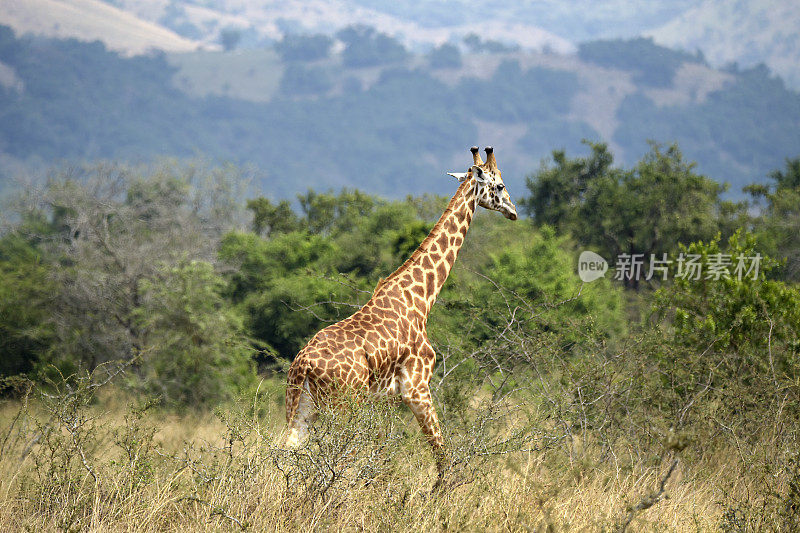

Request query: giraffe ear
[
  {"left": 471, "top": 165, "right": 487, "bottom": 183},
  {"left": 447, "top": 172, "right": 469, "bottom": 182}
]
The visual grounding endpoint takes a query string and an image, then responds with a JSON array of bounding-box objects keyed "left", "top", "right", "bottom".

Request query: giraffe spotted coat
[{"left": 284, "top": 147, "right": 517, "bottom": 474}]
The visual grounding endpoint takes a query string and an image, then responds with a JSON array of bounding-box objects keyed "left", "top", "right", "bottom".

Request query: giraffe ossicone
[{"left": 284, "top": 146, "right": 517, "bottom": 477}]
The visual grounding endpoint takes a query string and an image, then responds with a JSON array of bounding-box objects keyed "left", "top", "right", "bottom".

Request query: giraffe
[{"left": 284, "top": 146, "right": 517, "bottom": 478}]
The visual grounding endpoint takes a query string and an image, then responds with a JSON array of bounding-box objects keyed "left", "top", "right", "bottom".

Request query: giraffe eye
[{"left": 496, "top": 184, "right": 505, "bottom": 191}]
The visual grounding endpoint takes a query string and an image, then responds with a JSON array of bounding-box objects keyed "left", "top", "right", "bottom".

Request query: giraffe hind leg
[{"left": 285, "top": 378, "right": 317, "bottom": 447}]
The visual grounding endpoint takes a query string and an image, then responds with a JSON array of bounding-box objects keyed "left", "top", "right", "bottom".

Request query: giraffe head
[{"left": 449, "top": 146, "right": 517, "bottom": 220}]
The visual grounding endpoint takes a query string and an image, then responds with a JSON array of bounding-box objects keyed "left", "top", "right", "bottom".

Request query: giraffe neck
[{"left": 385, "top": 178, "right": 477, "bottom": 317}]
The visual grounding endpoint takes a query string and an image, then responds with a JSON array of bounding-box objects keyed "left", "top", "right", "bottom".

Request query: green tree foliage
[
  {"left": 427, "top": 43, "right": 462, "bottom": 69},
  {"left": 521, "top": 141, "right": 614, "bottom": 231},
  {"left": 425, "top": 221, "right": 624, "bottom": 367},
  {"left": 220, "top": 190, "right": 428, "bottom": 360},
  {"left": 522, "top": 142, "right": 732, "bottom": 287},
  {"left": 578, "top": 37, "right": 702, "bottom": 87},
  {"left": 481, "top": 225, "right": 624, "bottom": 340},
  {"left": 298, "top": 188, "right": 378, "bottom": 236},
  {"left": 745, "top": 157, "right": 800, "bottom": 280},
  {"left": 390, "top": 219, "right": 433, "bottom": 261},
  {"left": 0, "top": 163, "right": 252, "bottom": 405},
  {"left": 337, "top": 25, "right": 408, "bottom": 67},
  {"left": 2, "top": 151, "right": 798, "bottom": 435},
  {"left": 246, "top": 197, "right": 299, "bottom": 237},
  {"left": 0, "top": 226, "right": 55, "bottom": 377},
  {"left": 133, "top": 260, "right": 256, "bottom": 406},
  {"left": 655, "top": 231, "right": 799, "bottom": 354},
  {"left": 649, "top": 232, "right": 800, "bottom": 433},
  {"left": 274, "top": 33, "right": 333, "bottom": 62},
  {"left": 219, "top": 230, "right": 362, "bottom": 361}
]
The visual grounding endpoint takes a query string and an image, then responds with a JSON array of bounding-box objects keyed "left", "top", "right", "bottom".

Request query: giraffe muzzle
[{"left": 503, "top": 203, "right": 518, "bottom": 220}]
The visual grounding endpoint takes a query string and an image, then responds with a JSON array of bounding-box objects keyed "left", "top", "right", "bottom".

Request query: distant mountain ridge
[
  {"left": 1, "top": 26, "right": 798, "bottom": 202},
  {"left": 0, "top": 0, "right": 201, "bottom": 55},
  {"left": 102, "top": 0, "right": 799, "bottom": 89},
  {"left": 647, "top": 0, "right": 800, "bottom": 89},
  {"left": 1, "top": 0, "right": 796, "bottom": 90},
  {"left": 103, "top": 0, "right": 574, "bottom": 53}
]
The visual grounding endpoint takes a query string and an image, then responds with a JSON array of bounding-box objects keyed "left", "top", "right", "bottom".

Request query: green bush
[
  {"left": 481, "top": 225, "right": 625, "bottom": 341},
  {"left": 654, "top": 230, "right": 800, "bottom": 357}
]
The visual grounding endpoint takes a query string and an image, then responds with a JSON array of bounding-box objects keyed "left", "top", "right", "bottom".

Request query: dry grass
[{"left": 1, "top": 377, "right": 792, "bottom": 533}]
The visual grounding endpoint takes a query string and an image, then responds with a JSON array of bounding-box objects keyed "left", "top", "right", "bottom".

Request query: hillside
[
  {"left": 648, "top": 0, "right": 800, "bottom": 89},
  {"left": 5, "top": 1, "right": 798, "bottom": 93},
  {"left": 0, "top": 0, "right": 201, "bottom": 55},
  {"left": 1, "top": 27, "right": 799, "bottom": 200},
  {"left": 104, "top": 0, "right": 575, "bottom": 53},
  {"left": 99, "top": 0, "right": 800, "bottom": 92}
]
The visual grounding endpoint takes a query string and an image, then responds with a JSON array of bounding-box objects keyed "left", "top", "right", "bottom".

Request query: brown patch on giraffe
[
  {"left": 436, "top": 232, "right": 447, "bottom": 251},
  {"left": 385, "top": 285, "right": 402, "bottom": 298},
  {"left": 425, "top": 271, "right": 435, "bottom": 296},
  {"left": 436, "top": 262, "right": 447, "bottom": 281}
]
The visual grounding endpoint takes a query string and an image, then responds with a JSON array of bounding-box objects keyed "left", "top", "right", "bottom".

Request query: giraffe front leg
[
  {"left": 404, "top": 385, "right": 443, "bottom": 448},
  {"left": 400, "top": 351, "right": 447, "bottom": 484},
  {"left": 404, "top": 384, "right": 446, "bottom": 475}
]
